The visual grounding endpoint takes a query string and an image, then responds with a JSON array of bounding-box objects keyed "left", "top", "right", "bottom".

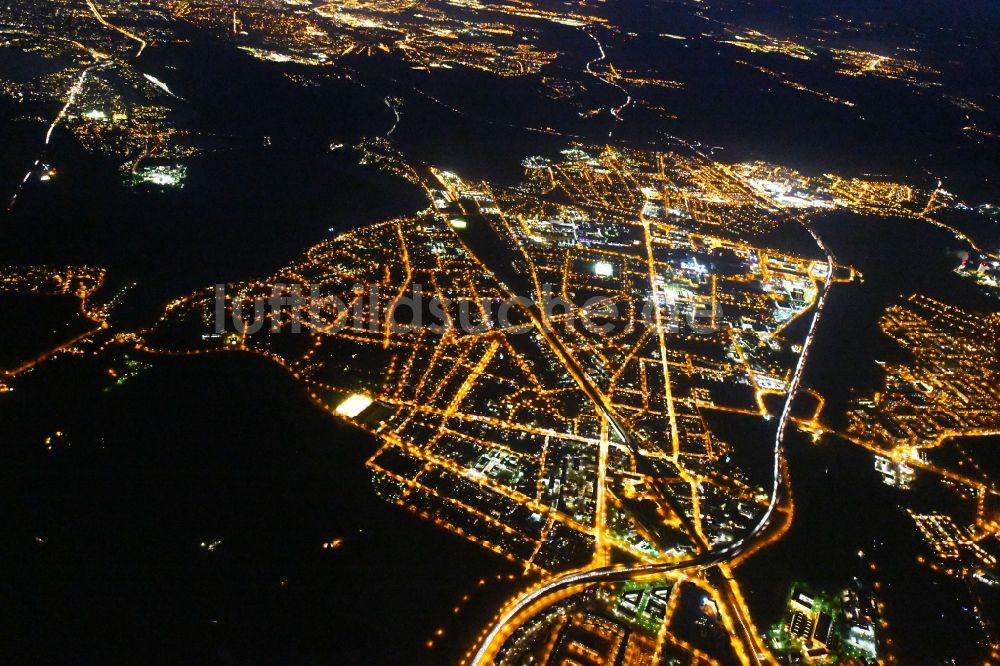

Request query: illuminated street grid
[
  {"left": 3, "top": 129, "right": 995, "bottom": 662},
  {"left": 848, "top": 295, "right": 1000, "bottom": 452},
  {"left": 136, "top": 141, "right": 846, "bottom": 664},
  {"left": 494, "top": 577, "right": 745, "bottom": 665},
  {"left": 835, "top": 295, "right": 1000, "bottom": 587},
  {"left": 146, "top": 143, "right": 831, "bottom": 570},
  {"left": 133, "top": 136, "right": 1000, "bottom": 663},
  {"left": 909, "top": 511, "right": 997, "bottom": 576},
  {"left": 2, "top": 6, "right": 997, "bottom": 659},
  {"left": 0, "top": 2, "right": 998, "bottom": 664}
]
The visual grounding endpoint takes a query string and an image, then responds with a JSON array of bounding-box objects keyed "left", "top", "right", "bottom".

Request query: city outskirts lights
[{"left": 335, "top": 393, "right": 373, "bottom": 417}]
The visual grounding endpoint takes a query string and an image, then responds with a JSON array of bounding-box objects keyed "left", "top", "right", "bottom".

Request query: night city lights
[{"left": 1, "top": 0, "right": 999, "bottom": 664}]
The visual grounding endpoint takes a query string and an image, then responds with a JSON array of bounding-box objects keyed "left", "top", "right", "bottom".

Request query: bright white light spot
[
  {"left": 136, "top": 165, "right": 186, "bottom": 188},
  {"left": 335, "top": 393, "right": 372, "bottom": 418},
  {"left": 593, "top": 261, "right": 614, "bottom": 277},
  {"left": 143, "top": 73, "right": 178, "bottom": 97}
]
